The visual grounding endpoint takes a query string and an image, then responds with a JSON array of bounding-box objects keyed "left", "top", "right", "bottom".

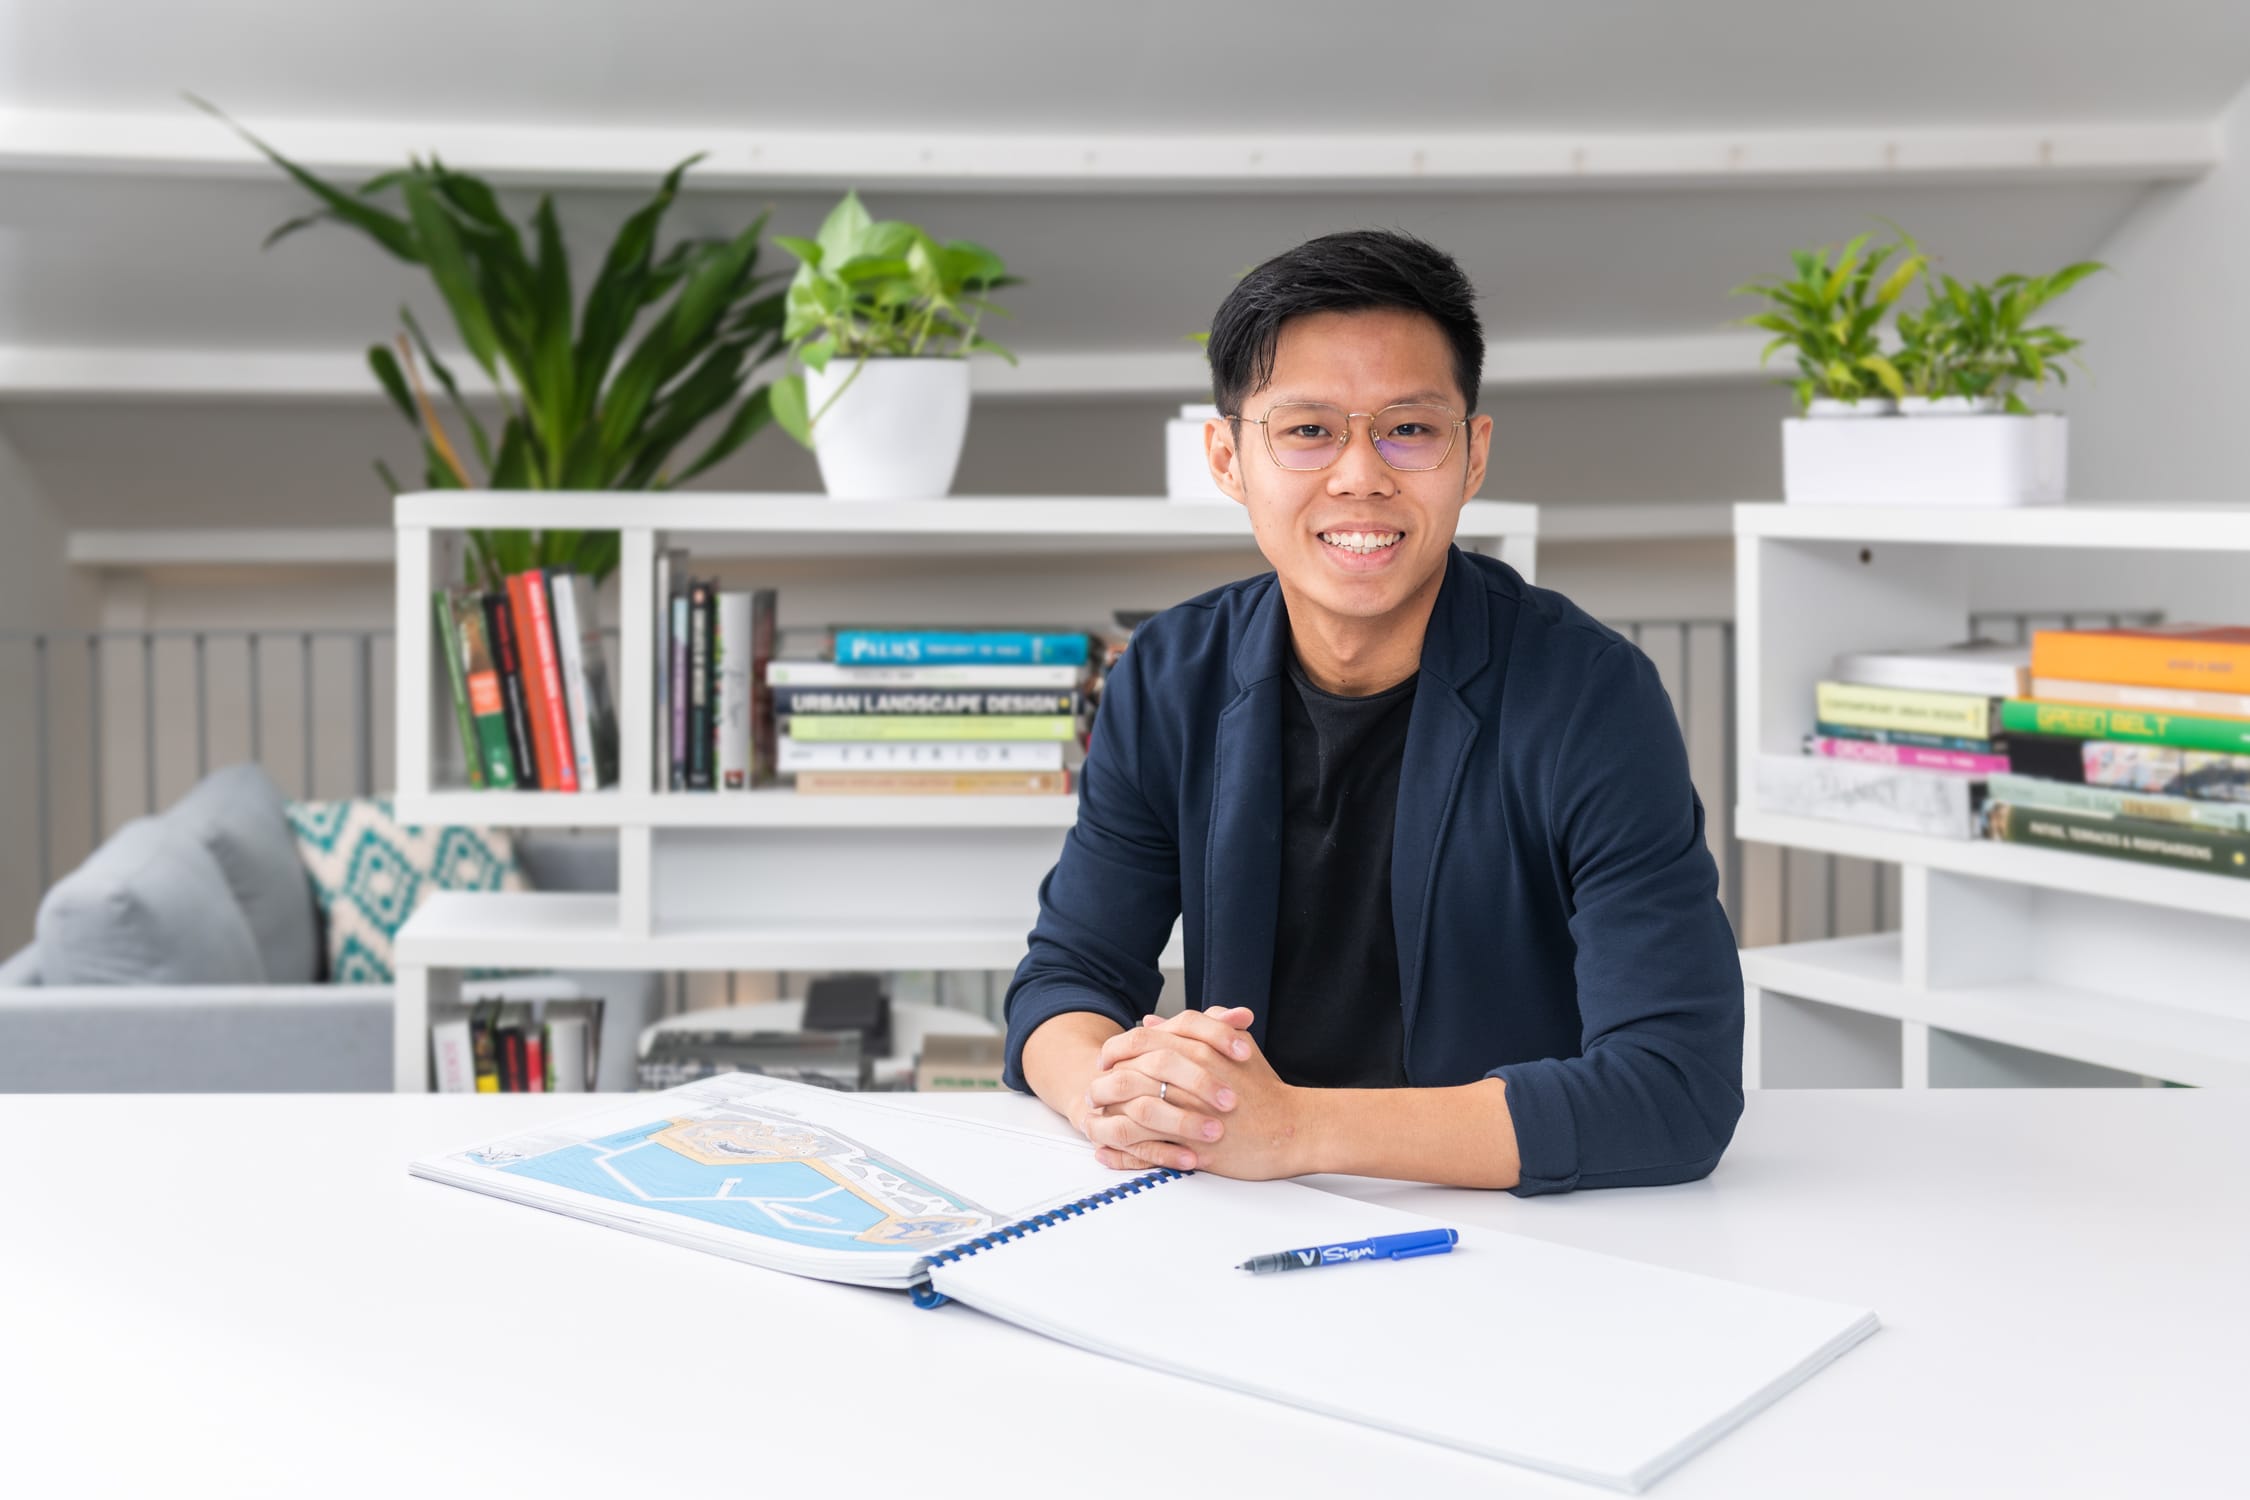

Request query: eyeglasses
[{"left": 1229, "top": 401, "right": 1468, "bottom": 473}]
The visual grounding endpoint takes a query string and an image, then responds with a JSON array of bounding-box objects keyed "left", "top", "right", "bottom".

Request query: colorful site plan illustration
[{"left": 463, "top": 1085, "right": 996, "bottom": 1253}]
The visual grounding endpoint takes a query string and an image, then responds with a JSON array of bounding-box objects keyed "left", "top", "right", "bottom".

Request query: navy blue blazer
[{"left": 1001, "top": 546, "right": 1744, "bottom": 1195}]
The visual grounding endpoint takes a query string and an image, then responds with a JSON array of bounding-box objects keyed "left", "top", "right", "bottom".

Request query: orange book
[
  {"left": 505, "top": 570, "right": 581, "bottom": 792},
  {"left": 2030, "top": 625, "right": 2250, "bottom": 693}
]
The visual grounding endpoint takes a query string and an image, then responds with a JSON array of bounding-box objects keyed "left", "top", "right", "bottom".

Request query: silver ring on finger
[{"left": 1158, "top": 1080, "right": 1168, "bottom": 1103}]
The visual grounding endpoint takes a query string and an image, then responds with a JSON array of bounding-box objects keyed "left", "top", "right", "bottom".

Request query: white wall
[{"left": 2068, "top": 80, "right": 2250, "bottom": 499}]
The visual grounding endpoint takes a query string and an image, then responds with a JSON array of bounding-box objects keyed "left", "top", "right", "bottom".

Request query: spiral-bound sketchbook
[{"left": 413, "top": 1076, "right": 1876, "bottom": 1492}]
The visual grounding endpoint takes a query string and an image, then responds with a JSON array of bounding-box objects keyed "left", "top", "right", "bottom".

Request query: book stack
[
  {"left": 428, "top": 996, "right": 605, "bottom": 1094},
  {"left": 434, "top": 570, "right": 619, "bottom": 792},
  {"left": 654, "top": 548, "right": 777, "bottom": 792},
  {"left": 1758, "top": 640, "right": 2030, "bottom": 838},
  {"left": 1981, "top": 624, "right": 2250, "bottom": 879},
  {"left": 770, "top": 628, "right": 1090, "bottom": 795}
]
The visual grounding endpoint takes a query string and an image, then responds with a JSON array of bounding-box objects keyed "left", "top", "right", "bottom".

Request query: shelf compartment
[
  {"left": 1735, "top": 808, "right": 2250, "bottom": 923},
  {"left": 1741, "top": 932, "right": 2250, "bottom": 1087}
]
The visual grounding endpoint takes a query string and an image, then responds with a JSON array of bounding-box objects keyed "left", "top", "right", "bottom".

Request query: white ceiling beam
[
  {"left": 0, "top": 107, "right": 2219, "bottom": 191},
  {"left": 0, "top": 334, "right": 1773, "bottom": 403}
]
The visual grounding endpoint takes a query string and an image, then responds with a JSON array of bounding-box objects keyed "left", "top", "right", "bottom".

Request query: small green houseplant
[
  {"left": 193, "top": 96, "right": 786, "bottom": 587},
  {"left": 1732, "top": 233, "right": 1924, "bottom": 414},
  {"left": 767, "top": 192, "right": 1017, "bottom": 498},
  {"left": 1894, "top": 261, "right": 2107, "bottom": 414}
]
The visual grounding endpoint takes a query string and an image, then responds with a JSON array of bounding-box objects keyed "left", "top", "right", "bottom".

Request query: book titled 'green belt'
[
  {"left": 2000, "top": 698, "right": 2250, "bottom": 755},
  {"left": 779, "top": 715, "right": 1079, "bottom": 742}
]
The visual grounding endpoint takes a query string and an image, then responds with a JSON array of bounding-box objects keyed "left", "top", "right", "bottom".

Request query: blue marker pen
[{"left": 1235, "top": 1227, "right": 1459, "bottom": 1274}]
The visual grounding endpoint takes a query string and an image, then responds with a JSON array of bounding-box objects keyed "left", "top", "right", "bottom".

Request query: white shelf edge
[
  {"left": 395, "top": 891, "right": 1185, "bottom": 971},
  {"left": 1735, "top": 808, "right": 2250, "bottom": 923},
  {"left": 8, "top": 108, "right": 2216, "bottom": 189},
  {"left": 1740, "top": 932, "right": 2250, "bottom": 1087},
  {"left": 394, "top": 789, "right": 1081, "bottom": 831},
  {"left": 1734, "top": 500, "right": 2250, "bottom": 551}
]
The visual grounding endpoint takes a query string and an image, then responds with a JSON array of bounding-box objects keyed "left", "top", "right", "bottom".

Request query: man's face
[{"left": 1207, "top": 307, "right": 1492, "bottom": 637}]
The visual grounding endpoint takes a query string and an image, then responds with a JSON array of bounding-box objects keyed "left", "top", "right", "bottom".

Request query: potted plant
[
  {"left": 768, "top": 192, "right": 1017, "bottom": 500},
  {"left": 193, "top": 96, "right": 786, "bottom": 588},
  {"left": 1732, "top": 233, "right": 1922, "bottom": 417},
  {"left": 1894, "top": 262, "right": 2105, "bottom": 416}
]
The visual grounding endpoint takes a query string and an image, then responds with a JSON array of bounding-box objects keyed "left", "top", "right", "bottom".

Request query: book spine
[
  {"left": 1814, "top": 722, "right": 1997, "bottom": 754},
  {"left": 778, "top": 738, "right": 1067, "bottom": 772},
  {"left": 430, "top": 1015, "right": 477, "bottom": 1093},
  {"left": 2001, "top": 698, "right": 2250, "bottom": 756},
  {"left": 670, "top": 594, "right": 690, "bottom": 792},
  {"left": 452, "top": 594, "right": 518, "bottom": 790},
  {"left": 569, "top": 574, "right": 620, "bottom": 790},
  {"left": 1805, "top": 736, "right": 2009, "bottom": 775},
  {"left": 718, "top": 591, "right": 752, "bottom": 790},
  {"left": 482, "top": 593, "right": 537, "bottom": 788},
  {"left": 2081, "top": 740, "right": 2250, "bottom": 801},
  {"left": 525, "top": 1029, "right": 545, "bottom": 1094},
  {"left": 1815, "top": 681, "right": 1997, "bottom": 739},
  {"left": 1753, "top": 753, "right": 1978, "bottom": 839},
  {"left": 770, "top": 687, "right": 1079, "bottom": 717},
  {"left": 504, "top": 574, "right": 560, "bottom": 790},
  {"left": 1830, "top": 652, "right": 2027, "bottom": 697},
  {"left": 766, "top": 660, "right": 1083, "bottom": 690},
  {"left": 544, "top": 1017, "right": 588, "bottom": 1093},
  {"left": 792, "top": 770, "right": 1073, "bottom": 795},
  {"left": 654, "top": 549, "right": 673, "bottom": 794},
  {"left": 688, "top": 582, "right": 714, "bottom": 790},
  {"left": 1985, "top": 773, "right": 2250, "bottom": 832},
  {"left": 750, "top": 589, "right": 777, "bottom": 788},
  {"left": 780, "top": 714, "right": 1079, "bottom": 743},
  {"left": 2030, "top": 631, "right": 2250, "bottom": 692},
  {"left": 434, "top": 591, "right": 487, "bottom": 790},
  {"left": 833, "top": 630, "right": 1090, "bottom": 666},
  {"left": 1987, "top": 802, "right": 2250, "bottom": 878},
  {"left": 549, "top": 573, "right": 601, "bottom": 791},
  {"left": 515, "top": 569, "right": 581, "bottom": 792},
  {"left": 470, "top": 1000, "right": 501, "bottom": 1093},
  {"left": 2031, "top": 676, "right": 2250, "bottom": 719}
]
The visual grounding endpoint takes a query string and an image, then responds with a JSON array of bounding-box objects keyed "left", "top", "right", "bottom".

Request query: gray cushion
[
  {"left": 35, "top": 815, "right": 266, "bottom": 985},
  {"left": 0, "top": 943, "right": 39, "bottom": 987},
  {"left": 168, "top": 764, "right": 322, "bottom": 985}
]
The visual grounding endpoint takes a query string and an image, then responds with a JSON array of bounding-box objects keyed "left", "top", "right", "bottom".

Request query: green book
[
  {"left": 1985, "top": 773, "right": 2250, "bottom": 833},
  {"left": 1987, "top": 801, "right": 2250, "bottom": 879},
  {"left": 448, "top": 590, "right": 519, "bottom": 789},
  {"left": 434, "top": 591, "right": 487, "bottom": 790},
  {"left": 2000, "top": 698, "right": 2250, "bottom": 755},
  {"left": 780, "top": 715, "right": 1079, "bottom": 743}
]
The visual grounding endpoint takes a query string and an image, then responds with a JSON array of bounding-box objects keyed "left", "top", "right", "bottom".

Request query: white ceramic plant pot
[
  {"left": 1806, "top": 397, "right": 1897, "bottom": 419},
  {"left": 806, "top": 357, "right": 971, "bottom": 500},
  {"left": 1898, "top": 395, "right": 2002, "bottom": 417},
  {"left": 1782, "top": 413, "right": 2068, "bottom": 506},
  {"left": 1165, "top": 403, "right": 1232, "bottom": 504}
]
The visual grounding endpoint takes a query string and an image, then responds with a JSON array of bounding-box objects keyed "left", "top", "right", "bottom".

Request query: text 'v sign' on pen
[{"left": 1235, "top": 1228, "right": 1459, "bottom": 1274}]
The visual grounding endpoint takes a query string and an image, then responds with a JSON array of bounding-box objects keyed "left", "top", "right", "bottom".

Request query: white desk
[{"left": 6, "top": 1089, "right": 2243, "bottom": 1498}]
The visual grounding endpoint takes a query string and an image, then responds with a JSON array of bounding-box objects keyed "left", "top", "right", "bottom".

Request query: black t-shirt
[{"left": 1263, "top": 651, "right": 1416, "bottom": 1089}]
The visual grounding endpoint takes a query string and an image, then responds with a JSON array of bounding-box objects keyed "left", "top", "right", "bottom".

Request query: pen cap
[{"left": 1381, "top": 1228, "right": 1460, "bottom": 1260}]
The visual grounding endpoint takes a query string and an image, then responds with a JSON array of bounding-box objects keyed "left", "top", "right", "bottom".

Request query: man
[{"left": 1002, "top": 230, "right": 1742, "bottom": 1195}]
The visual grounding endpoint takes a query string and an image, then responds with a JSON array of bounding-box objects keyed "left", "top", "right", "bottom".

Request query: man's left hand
[{"left": 1087, "top": 1006, "right": 1315, "bottom": 1180}]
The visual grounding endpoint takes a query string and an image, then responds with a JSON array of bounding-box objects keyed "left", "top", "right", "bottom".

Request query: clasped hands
[{"left": 1075, "top": 1005, "right": 1311, "bottom": 1180}]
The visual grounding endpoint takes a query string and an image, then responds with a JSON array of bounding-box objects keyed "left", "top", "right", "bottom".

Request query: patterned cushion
[{"left": 283, "top": 798, "right": 530, "bottom": 984}]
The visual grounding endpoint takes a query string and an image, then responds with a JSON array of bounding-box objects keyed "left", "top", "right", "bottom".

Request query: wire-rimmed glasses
[{"left": 1230, "top": 401, "right": 1467, "bottom": 472}]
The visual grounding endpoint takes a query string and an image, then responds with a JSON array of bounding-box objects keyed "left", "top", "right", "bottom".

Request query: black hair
[{"left": 1206, "top": 229, "right": 1485, "bottom": 417}]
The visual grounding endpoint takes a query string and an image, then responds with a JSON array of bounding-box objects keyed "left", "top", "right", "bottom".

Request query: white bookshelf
[
  {"left": 1735, "top": 501, "right": 2250, "bottom": 1090},
  {"left": 389, "top": 492, "right": 1539, "bottom": 1090}
]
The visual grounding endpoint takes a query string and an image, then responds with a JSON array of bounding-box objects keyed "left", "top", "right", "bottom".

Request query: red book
[
  {"left": 506, "top": 569, "right": 581, "bottom": 793},
  {"left": 525, "top": 1031, "right": 546, "bottom": 1093}
]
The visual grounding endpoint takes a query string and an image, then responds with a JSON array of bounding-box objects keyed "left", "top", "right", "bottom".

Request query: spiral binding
[{"left": 909, "top": 1167, "right": 1186, "bottom": 1309}]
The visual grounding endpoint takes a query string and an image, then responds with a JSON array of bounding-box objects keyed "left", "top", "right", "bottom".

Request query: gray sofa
[{"left": 0, "top": 765, "right": 658, "bottom": 1092}]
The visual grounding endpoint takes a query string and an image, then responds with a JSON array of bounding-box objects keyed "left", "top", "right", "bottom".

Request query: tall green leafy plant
[
  {"left": 1894, "top": 261, "right": 2107, "bottom": 411},
  {"left": 192, "top": 96, "right": 786, "bottom": 588},
  {"left": 767, "top": 192, "right": 1018, "bottom": 445},
  {"left": 1732, "top": 233, "right": 1924, "bottom": 411}
]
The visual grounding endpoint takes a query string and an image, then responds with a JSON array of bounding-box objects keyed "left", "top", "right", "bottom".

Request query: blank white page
[{"left": 928, "top": 1173, "right": 1876, "bottom": 1492}]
